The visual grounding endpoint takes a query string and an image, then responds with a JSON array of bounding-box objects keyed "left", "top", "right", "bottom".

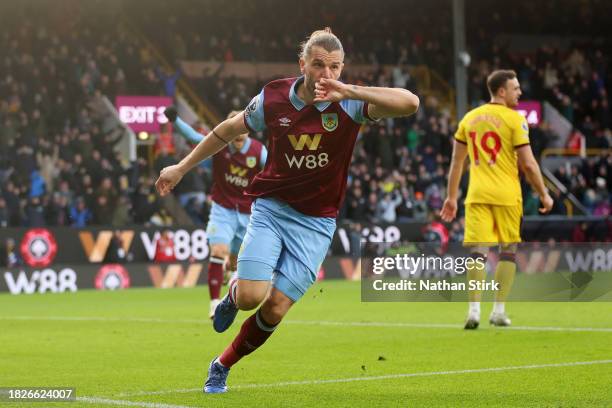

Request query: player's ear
[{"left": 299, "top": 58, "right": 306, "bottom": 74}]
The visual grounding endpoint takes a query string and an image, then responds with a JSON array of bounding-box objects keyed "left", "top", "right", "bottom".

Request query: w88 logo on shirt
[
  {"left": 285, "top": 133, "right": 329, "bottom": 169},
  {"left": 225, "top": 164, "right": 249, "bottom": 187}
]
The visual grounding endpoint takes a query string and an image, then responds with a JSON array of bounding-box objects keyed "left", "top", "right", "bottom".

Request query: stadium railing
[{"left": 119, "top": 20, "right": 220, "bottom": 128}]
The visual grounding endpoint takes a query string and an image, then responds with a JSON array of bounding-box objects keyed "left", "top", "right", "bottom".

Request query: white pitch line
[
  {"left": 118, "top": 359, "right": 612, "bottom": 398},
  {"left": 118, "top": 389, "right": 201, "bottom": 398},
  {"left": 286, "top": 320, "right": 612, "bottom": 333},
  {"left": 0, "top": 315, "right": 203, "bottom": 324},
  {"left": 77, "top": 396, "right": 195, "bottom": 408},
  {"left": 2, "top": 315, "right": 612, "bottom": 333}
]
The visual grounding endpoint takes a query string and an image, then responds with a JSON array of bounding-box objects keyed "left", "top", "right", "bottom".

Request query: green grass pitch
[{"left": 1, "top": 280, "right": 611, "bottom": 407}]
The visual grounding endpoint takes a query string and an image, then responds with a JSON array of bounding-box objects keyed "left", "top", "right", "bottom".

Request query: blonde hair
[{"left": 299, "top": 27, "right": 344, "bottom": 59}]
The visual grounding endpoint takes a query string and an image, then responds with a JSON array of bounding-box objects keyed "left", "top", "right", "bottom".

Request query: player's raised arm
[
  {"left": 163, "top": 107, "right": 205, "bottom": 144},
  {"left": 516, "top": 146, "right": 554, "bottom": 213},
  {"left": 314, "top": 78, "right": 419, "bottom": 119},
  {"left": 155, "top": 112, "right": 248, "bottom": 196}
]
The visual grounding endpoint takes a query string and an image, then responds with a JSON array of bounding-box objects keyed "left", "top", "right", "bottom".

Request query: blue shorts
[
  {"left": 206, "top": 202, "right": 250, "bottom": 255},
  {"left": 238, "top": 198, "right": 336, "bottom": 302}
]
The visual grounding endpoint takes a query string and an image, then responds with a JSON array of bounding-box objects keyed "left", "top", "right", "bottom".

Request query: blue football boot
[
  {"left": 213, "top": 289, "right": 239, "bottom": 333},
  {"left": 204, "top": 358, "right": 230, "bottom": 394}
]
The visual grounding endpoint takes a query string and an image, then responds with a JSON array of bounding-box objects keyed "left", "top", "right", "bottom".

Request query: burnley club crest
[
  {"left": 321, "top": 113, "right": 338, "bottom": 132},
  {"left": 246, "top": 156, "right": 257, "bottom": 168}
]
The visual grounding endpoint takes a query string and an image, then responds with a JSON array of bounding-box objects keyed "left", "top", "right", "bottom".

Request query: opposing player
[
  {"left": 164, "top": 108, "right": 267, "bottom": 318},
  {"left": 440, "top": 69, "right": 553, "bottom": 329},
  {"left": 155, "top": 28, "right": 419, "bottom": 393}
]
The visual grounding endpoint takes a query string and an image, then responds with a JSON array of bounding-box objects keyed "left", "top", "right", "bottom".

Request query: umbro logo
[{"left": 279, "top": 117, "right": 291, "bottom": 127}]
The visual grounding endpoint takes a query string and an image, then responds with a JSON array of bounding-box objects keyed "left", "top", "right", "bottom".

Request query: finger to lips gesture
[{"left": 314, "top": 78, "right": 347, "bottom": 102}]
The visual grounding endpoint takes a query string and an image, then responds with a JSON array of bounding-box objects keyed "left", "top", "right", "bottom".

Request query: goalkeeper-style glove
[{"left": 164, "top": 106, "right": 177, "bottom": 123}]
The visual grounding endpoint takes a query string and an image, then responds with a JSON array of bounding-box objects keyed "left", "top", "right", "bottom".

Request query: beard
[{"left": 304, "top": 77, "right": 316, "bottom": 96}]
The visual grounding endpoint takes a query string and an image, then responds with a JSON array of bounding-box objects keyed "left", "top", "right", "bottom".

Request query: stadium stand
[
  {"left": 1, "top": 0, "right": 609, "bottom": 231},
  {"left": 0, "top": 2, "right": 173, "bottom": 227}
]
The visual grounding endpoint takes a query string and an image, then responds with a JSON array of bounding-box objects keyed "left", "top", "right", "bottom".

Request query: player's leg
[
  {"left": 212, "top": 261, "right": 278, "bottom": 334},
  {"left": 463, "top": 204, "right": 496, "bottom": 330},
  {"left": 219, "top": 194, "right": 333, "bottom": 326},
  {"left": 489, "top": 204, "right": 522, "bottom": 326},
  {"left": 270, "top": 197, "right": 336, "bottom": 306},
  {"left": 224, "top": 212, "right": 248, "bottom": 284},
  {"left": 204, "top": 285, "right": 291, "bottom": 394},
  {"left": 208, "top": 243, "right": 229, "bottom": 318},
  {"left": 206, "top": 203, "right": 238, "bottom": 319},
  {"left": 489, "top": 245, "right": 516, "bottom": 326},
  {"left": 218, "top": 287, "right": 292, "bottom": 365},
  {"left": 465, "top": 247, "right": 488, "bottom": 329},
  {"left": 214, "top": 251, "right": 328, "bottom": 374},
  {"left": 205, "top": 201, "right": 283, "bottom": 394},
  {"left": 212, "top": 199, "right": 283, "bottom": 333},
  {"left": 205, "top": 199, "right": 334, "bottom": 394}
]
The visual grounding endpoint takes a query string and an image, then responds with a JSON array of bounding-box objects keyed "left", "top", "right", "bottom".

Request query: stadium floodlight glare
[
  {"left": 137, "top": 131, "right": 150, "bottom": 141},
  {"left": 458, "top": 51, "right": 471, "bottom": 67}
]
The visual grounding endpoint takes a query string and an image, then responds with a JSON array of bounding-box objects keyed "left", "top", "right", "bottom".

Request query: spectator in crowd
[
  {"left": 25, "top": 197, "right": 46, "bottom": 227},
  {"left": 0, "top": 198, "right": 9, "bottom": 228},
  {"left": 376, "top": 192, "right": 402, "bottom": 223},
  {"left": 1, "top": 0, "right": 609, "bottom": 229},
  {"left": 155, "top": 66, "right": 182, "bottom": 97},
  {"left": 5, "top": 238, "right": 22, "bottom": 268},
  {"left": 70, "top": 198, "right": 92, "bottom": 227},
  {"left": 45, "top": 194, "right": 71, "bottom": 226}
]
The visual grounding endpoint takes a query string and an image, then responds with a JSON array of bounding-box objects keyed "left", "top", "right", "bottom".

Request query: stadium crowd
[
  {"left": 128, "top": 0, "right": 453, "bottom": 73},
  {"left": 1, "top": 0, "right": 610, "bottom": 229},
  {"left": 0, "top": 3, "right": 178, "bottom": 228},
  {"left": 551, "top": 155, "right": 611, "bottom": 216}
]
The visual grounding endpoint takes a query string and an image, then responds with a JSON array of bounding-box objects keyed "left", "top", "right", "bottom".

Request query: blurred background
[{"left": 0, "top": 0, "right": 610, "bottom": 282}]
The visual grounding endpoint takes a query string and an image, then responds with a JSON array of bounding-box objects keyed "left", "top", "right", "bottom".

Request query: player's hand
[
  {"left": 164, "top": 106, "right": 178, "bottom": 123},
  {"left": 538, "top": 193, "right": 554, "bottom": 214},
  {"left": 440, "top": 198, "right": 458, "bottom": 222},
  {"left": 155, "top": 164, "right": 184, "bottom": 196},
  {"left": 314, "top": 78, "right": 348, "bottom": 102}
]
